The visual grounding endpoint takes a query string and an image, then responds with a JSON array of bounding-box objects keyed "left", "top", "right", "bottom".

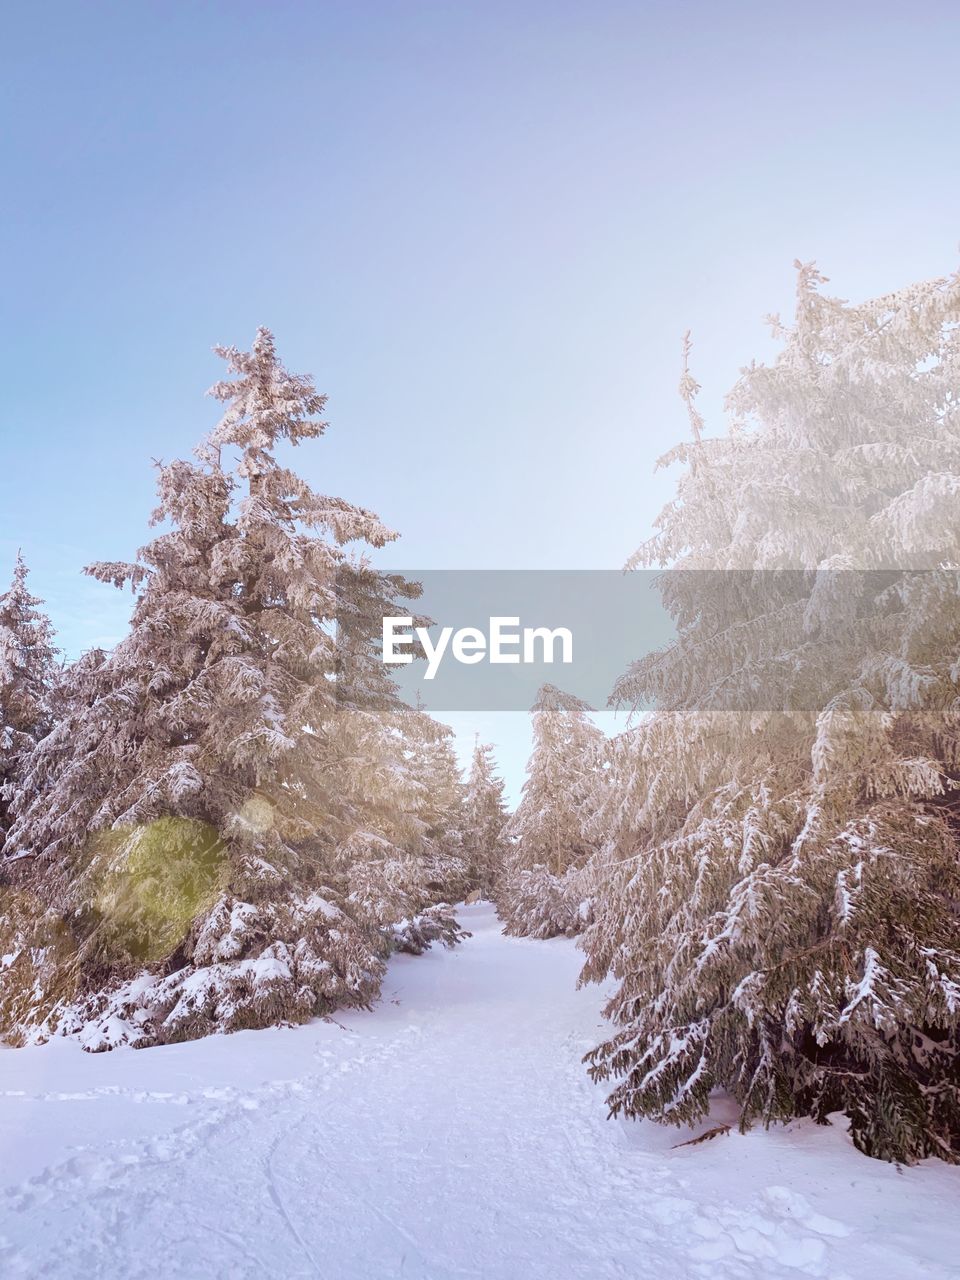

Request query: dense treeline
[{"left": 504, "top": 263, "right": 960, "bottom": 1164}]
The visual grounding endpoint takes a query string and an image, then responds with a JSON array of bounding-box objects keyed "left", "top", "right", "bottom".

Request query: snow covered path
[{"left": 1, "top": 903, "right": 958, "bottom": 1279}]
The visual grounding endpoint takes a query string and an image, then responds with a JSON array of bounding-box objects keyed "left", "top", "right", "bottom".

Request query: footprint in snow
[{"left": 764, "top": 1185, "right": 851, "bottom": 1237}]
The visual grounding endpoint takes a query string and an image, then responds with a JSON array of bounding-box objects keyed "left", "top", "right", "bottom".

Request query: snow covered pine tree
[
  {"left": 325, "top": 687, "right": 471, "bottom": 957},
  {"left": 499, "top": 684, "right": 603, "bottom": 938},
  {"left": 461, "top": 739, "right": 511, "bottom": 895},
  {"left": 0, "top": 554, "right": 57, "bottom": 842},
  {"left": 0, "top": 329, "right": 466, "bottom": 1049},
  {"left": 582, "top": 263, "right": 960, "bottom": 1162}
]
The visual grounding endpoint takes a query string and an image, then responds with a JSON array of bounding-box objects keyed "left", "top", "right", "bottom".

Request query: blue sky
[{"left": 3, "top": 1, "right": 959, "bottom": 795}]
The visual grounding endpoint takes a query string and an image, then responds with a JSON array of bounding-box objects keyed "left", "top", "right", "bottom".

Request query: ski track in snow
[{"left": 0, "top": 903, "right": 958, "bottom": 1279}]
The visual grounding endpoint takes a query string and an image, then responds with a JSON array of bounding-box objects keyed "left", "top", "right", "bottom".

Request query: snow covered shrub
[
  {"left": 500, "top": 864, "right": 591, "bottom": 940},
  {"left": 0, "top": 330, "right": 467, "bottom": 1048},
  {"left": 61, "top": 888, "right": 388, "bottom": 1050},
  {"left": 339, "top": 832, "right": 437, "bottom": 928},
  {"left": 337, "top": 832, "right": 468, "bottom": 957},
  {"left": 498, "top": 685, "right": 602, "bottom": 936},
  {"left": 387, "top": 905, "right": 468, "bottom": 955},
  {"left": 582, "top": 264, "right": 960, "bottom": 1163}
]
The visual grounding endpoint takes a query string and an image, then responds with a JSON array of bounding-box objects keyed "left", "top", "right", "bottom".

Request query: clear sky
[{"left": 3, "top": 1, "right": 959, "bottom": 797}]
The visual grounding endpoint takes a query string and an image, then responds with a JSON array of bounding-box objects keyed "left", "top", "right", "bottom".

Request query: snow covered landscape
[
  {"left": 5, "top": 6, "right": 960, "bottom": 1278},
  {"left": 1, "top": 902, "right": 958, "bottom": 1279}
]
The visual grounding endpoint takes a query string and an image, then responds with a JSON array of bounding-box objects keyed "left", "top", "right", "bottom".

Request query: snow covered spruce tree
[
  {"left": 499, "top": 684, "right": 603, "bottom": 938},
  {"left": 0, "top": 554, "right": 57, "bottom": 841},
  {"left": 2, "top": 329, "right": 464, "bottom": 1049},
  {"left": 0, "top": 555, "right": 59, "bottom": 1033},
  {"left": 461, "top": 739, "right": 510, "bottom": 894},
  {"left": 326, "top": 682, "right": 470, "bottom": 956},
  {"left": 582, "top": 264, "right": 960, "bottom": 1162},
  {"left": 401, "top": 701, "right": 471, "bottom": 899}
]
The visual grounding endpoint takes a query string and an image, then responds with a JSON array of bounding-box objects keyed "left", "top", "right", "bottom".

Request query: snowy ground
[{"left": 1, "top": 903, "right": 958, "bottom": 1279}]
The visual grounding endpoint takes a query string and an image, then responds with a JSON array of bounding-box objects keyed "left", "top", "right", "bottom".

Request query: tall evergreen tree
[
  {"left": 2, "top": 330, "right": 461, "bottom": 1048},
  {"left": 582, "top": 264, "right": 960, "bottom": 1163},
  {"left": 335, "top": 701, "right": 470, "bottom": 956},
  {"left": 499, "top": 684, "right": 602, "bottom": 938},
  {"left": 461, "top": 739, "right": 510, "bottom": 894},
  {"left": 402, "top": 702, "right": 469, "bottom": 893},
  {"left": 0, "top": 554, "right": 56, "bottom": 842}
]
